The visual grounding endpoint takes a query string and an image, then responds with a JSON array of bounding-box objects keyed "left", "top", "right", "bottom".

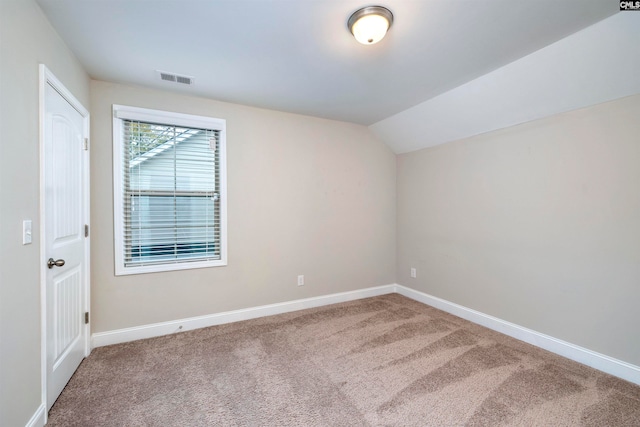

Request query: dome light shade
[{"left": 348, "top": 6, "right": 393, "bottom": 45}]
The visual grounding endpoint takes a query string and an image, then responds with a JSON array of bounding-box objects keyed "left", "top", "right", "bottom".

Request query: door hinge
[
  {"left": 84, "top": 312, "right": 89, "bottom": 324},
  {"left": 83, "top": 138, "right": 89, "bottom": 151},
  {"left": 84, "top": 224, "right": 89, "bottom": 237}
]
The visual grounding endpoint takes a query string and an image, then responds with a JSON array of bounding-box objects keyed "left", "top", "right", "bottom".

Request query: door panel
[
  {"left": 51, "top": 114, "right": 82, "bottom": 239},
  {"left": 51, "top": 267, "right": 81, "bottom": 369},
  {"left": 44, "top": 81, "right": 88, "bottom": 410}
]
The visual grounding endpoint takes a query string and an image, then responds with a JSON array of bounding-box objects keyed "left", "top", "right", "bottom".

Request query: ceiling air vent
[{"left": 156, "top": 70, "right": 194, "bottom": 85}]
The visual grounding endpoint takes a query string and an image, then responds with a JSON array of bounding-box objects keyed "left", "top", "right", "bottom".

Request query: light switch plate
[{"left": 23, "top": 220, "right": 32, "bottom": 245}]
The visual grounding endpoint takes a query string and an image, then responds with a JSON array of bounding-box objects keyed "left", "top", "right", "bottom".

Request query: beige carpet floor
[{"left": 48, "top": 294, "right": 640, "bottom": 426}]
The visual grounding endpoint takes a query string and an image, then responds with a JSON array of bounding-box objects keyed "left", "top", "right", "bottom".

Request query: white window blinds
[{"left": 113, "top": 105, "right": 227, "bottom": 275}]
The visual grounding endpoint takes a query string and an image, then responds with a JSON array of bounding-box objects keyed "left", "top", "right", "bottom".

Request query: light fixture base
[{"left": 348, "top": 6, "right": 394, "bottom": 45}]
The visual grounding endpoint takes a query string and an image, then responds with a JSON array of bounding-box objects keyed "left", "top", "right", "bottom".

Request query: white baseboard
[
  {"left": 91, "top": 282, "right": 640, "bottom": 386},
  {"left": 395, "top": 284, "right": 640, "bottom": 386},
  {"left": 25, "top": 403, "right": 45, "bottom": 427},
  {"left": 91, "top": 284, "right": 396, "bottom": 348}
]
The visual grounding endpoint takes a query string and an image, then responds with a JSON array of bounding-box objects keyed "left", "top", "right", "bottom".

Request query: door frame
[{"left": 38, "top": 64, "right": 91, "bottom": 418}]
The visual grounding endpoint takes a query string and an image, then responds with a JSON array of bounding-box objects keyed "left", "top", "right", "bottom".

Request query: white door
[{"left": 42, "top": 71, "right": 90, "bottom": 410}]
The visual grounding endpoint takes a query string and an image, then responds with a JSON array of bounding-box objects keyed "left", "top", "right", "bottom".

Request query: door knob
[{"left": 47, "top": 258, "right": 65, "bottom": 269}]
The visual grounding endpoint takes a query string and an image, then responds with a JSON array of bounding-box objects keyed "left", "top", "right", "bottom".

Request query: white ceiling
[
  {"left": 37, "top": 0, "right": 616, "bottom": 129},
  {"left": 373, "top": 12, "right": 640, "bottom": 153}
]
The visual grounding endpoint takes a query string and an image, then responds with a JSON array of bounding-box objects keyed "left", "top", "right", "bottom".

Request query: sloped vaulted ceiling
[
  {"left": 372, "top": 13, "right": 640, "bottom": 153},
  {"left": 36, "top": 1, "right": 639, "bottom": 152}
]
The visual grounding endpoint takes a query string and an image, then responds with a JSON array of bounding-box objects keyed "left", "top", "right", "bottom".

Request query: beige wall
[
  {"left": 0, "top": 0, "right": 91, "bottom": 425},
  {"left": 397, "top": 94, "right": 640, "bottom": 366},
  {"left": 90, "top": 80, "right": 396, "bottom": 333},
  {"left": 3, "top": 3, "right": 638, "bottom": 423}
]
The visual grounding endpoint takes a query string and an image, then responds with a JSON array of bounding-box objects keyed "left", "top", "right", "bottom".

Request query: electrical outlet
[
  {"left": 297, "top": 275, "right": 305, "bottom": 286},
  {"left": 410, "top": 268, "right": 417, "bottom": 278}
]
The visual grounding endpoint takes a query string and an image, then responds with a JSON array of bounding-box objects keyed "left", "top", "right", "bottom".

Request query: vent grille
[
  {"left": 176, "top": 75, "right": 192, "bottom": 85},
  {"left": 156, "top": 70, "right": 194, "bottom": 85}
]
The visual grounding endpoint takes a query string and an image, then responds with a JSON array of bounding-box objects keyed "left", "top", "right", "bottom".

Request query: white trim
[
  {"left": 38, "top": 63, "right": 47, "bottom": 427},
  {"left": 112, "top": 104, "right": 227, "bottom": 276},
  {"left": 90, "top": 283, "right": 640, "bottom": 386},
  {"left": 92, "top": 284, "right": 396, "bottom": 348},
  {"left": 113, "top": 104, "right": 224, "bottom": 130},
  {"left": 39, "top": 64, "right": 91, "bottom": 420},
  {"left": 25, "top": 403, "right": 46, "bottom": 427},
  {"left": 395, "top": 284, "right": 640, "bottom": 386}
]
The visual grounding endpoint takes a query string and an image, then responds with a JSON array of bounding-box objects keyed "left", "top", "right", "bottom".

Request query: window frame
[{"left": 112, "top": 104, "right": 227, "bottom": 275}]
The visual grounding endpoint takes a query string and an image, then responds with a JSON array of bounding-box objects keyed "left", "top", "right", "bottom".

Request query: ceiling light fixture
[{"left": 348, "top": 6, "right": 393, "bottom": 45}]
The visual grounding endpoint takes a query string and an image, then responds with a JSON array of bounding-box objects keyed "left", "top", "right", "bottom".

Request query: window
[{"left": 113, "top": 105, "right": 227, "bottom": 275}]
